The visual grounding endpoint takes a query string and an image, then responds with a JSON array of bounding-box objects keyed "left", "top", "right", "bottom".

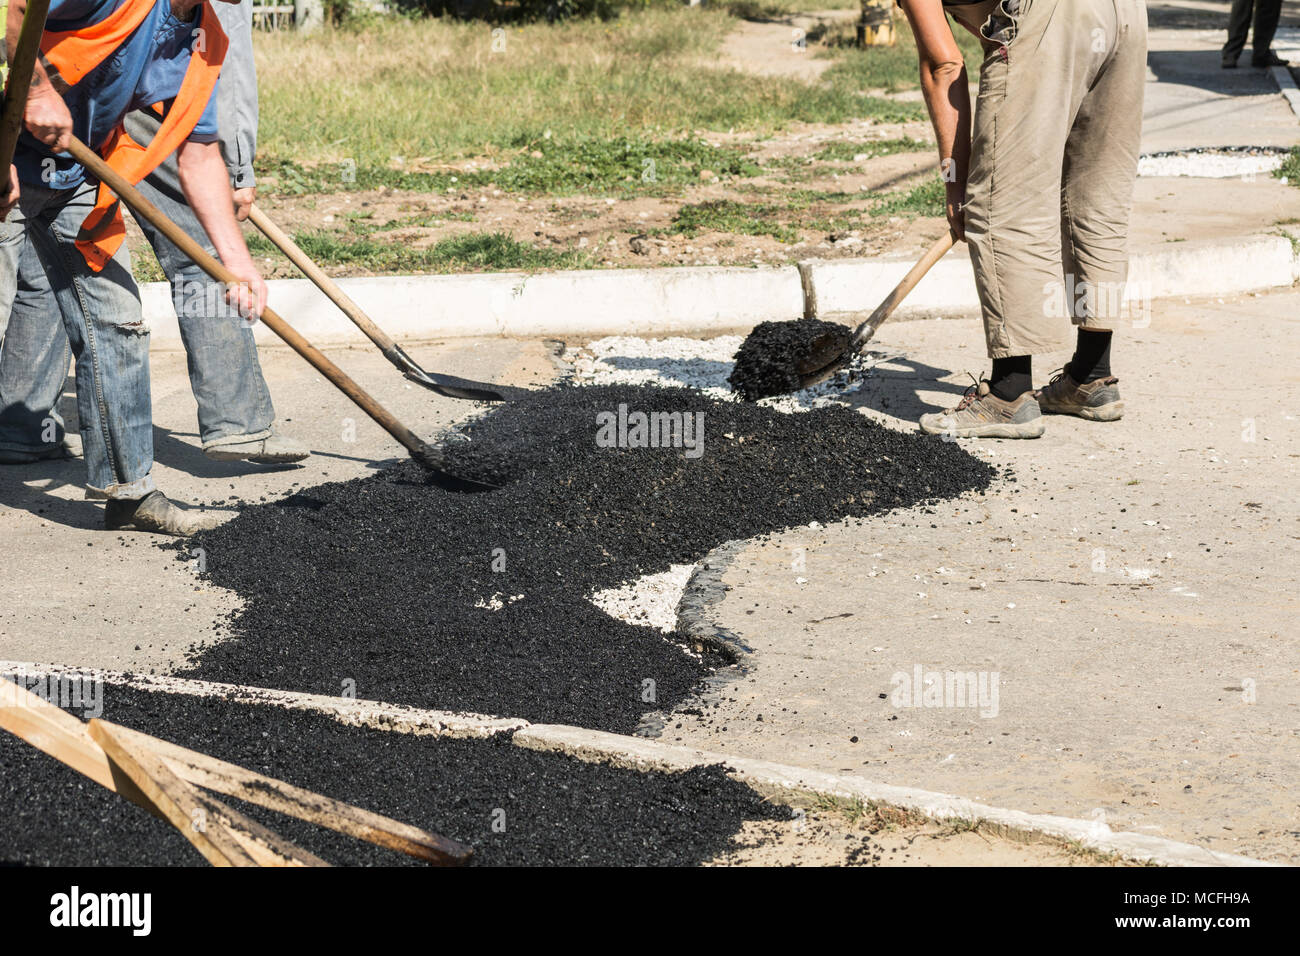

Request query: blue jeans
[
  {"left": 0, "top": 179, "right": 155, "bottom": 498},
  {"left": 128, "top": 116, "right": 275, "bottom": 449},
  {"left": 1, "top": 122, "right": 274, "bottom": 452}
]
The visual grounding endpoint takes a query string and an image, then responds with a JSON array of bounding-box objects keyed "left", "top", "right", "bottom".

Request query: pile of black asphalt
[
  {"left": 177, "top": 383, "right": 996, "bottom": 733},
  {"left": 0, "top": 680, "right": 789, "bottom": 866},
  {"left": 728, "top": 318, "right": 853, "bottom": 401}
]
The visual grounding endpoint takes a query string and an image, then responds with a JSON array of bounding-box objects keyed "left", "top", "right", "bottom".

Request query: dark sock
[
  {"left": 1069, "top": 329, "right": 1113, "bottom": 382},
  {"left": 989, "top": 355, "right": 1032, "bottom": 401}
]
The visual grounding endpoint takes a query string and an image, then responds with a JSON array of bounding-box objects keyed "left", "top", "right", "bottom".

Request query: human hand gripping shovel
[
  {"left": 63, "top": 136, "right": 497, "bottom": 489},
  {"left": 0, "top": 0, "right": 53, "bottom": 219}
]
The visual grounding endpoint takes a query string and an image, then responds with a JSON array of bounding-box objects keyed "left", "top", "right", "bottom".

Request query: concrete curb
[
  {"left": 3, "top": 660, "right": 1277, "bottom": 866},
  {"left": 1270, "top": 64, "right": 1300, "bottom": 122},
  {"left": 0, "top": 661, "right": 524, "bottom": 739},
  {"left": 143, "top": 234, "right": 1297, "bottom": 348},
  {"left": 511, "top": 724, "right": 1278, "bottom": 868}
]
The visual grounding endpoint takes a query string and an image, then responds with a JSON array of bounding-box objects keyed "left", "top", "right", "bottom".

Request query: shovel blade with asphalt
[
  {"left": 246, "top": 205, "right": 528, "bottom": 403},
  {"left": 792, "top": 230, "right": 957, "bottom": 390},
  {"left": 64, "top": 136, "right": 500, "bottom": 489}
]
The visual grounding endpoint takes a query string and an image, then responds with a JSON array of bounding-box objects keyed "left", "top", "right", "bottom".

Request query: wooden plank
[
  {"left": 108, "top": 722, "right": 472, "bottom": 865},
  {"left": 0, "top": 678, "right": 162, "bottom": 814},
  {"left": 185, "top": 787, "right": 329, "bottom": 868},
  {"left": 87, "top": 719, "right": 261, "bottom": 867}
]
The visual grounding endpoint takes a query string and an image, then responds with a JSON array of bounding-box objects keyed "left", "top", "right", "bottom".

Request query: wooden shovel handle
[
  {"left": 0, "top": 0, "right": 53, "bottom": 174},
  {"left": 247, "top": 203, "right": 397, "bottom": 353},
  {"left": 850, "top": 230, "right": 956, "bottom": 349},
  {"left": 63, "top": 135, "right": 430, "bottom": 460}
]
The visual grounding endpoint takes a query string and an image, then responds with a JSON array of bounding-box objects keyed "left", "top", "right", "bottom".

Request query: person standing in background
[{"left": 1222, "top": 0, "right": 1288, "bottom": 68}]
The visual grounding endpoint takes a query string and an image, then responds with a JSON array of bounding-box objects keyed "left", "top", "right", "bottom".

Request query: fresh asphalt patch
[
  {"left": 176, "top": 382, "right": 995, "bottom": 734},
  {"left": 0, "top": 680, "right": 790, "bottom": 866}
]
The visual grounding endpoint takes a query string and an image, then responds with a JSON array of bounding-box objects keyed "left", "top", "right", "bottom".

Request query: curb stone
[
  {"left": 142, "top": 235, "right": 1299, "bottom": 347},
  {"left": 510, "top": 724, "right": 1279, "bottom": 868},
  {"left": 0, "top": 661, "right": 523, "bottom": 739},
  {"left": 2, "top": 661, "right": 1277, "bottom": 865}
]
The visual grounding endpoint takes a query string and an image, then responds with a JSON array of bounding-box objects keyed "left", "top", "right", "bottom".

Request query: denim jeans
[
  {"left": 127, "top": 111, "right": 275, "bottom": 449},
  {"left": 0, "top": 179, "right": 155, "bottom": 499}
]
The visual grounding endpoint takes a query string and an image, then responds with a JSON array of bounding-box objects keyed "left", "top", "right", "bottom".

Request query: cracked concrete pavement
[{"left": 659, "top": 289, "right": 1299, "bottom": 865}]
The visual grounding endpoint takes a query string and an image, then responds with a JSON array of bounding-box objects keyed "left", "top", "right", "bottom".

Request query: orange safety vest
[{"left": 39, "top": 0, "right": 228, "bottom": 271}]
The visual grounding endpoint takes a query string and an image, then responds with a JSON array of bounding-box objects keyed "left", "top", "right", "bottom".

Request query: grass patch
[
  {"left": 871, "top": 177, "right": 945, "bottom": 217},
  {"left": 1275, "top": 146, "right": 1300, "bottom": 185},
  {"left": 258, "top": 136, "right": 763, "bottom": 198},
  {"left": 820, "top": 14, "right": 987, "bottom": 93},
  {"left": 246, "top": 230, "right": 591, "bottom": 273},
  {"left": 813, "top": 136, "right": 929, "bottom": 162},
  {"left": 254, "top": 9, "right": 924, "bottom": 191},
  {"left": 665, "top": 199, "right": 802, "bottom": 242}
]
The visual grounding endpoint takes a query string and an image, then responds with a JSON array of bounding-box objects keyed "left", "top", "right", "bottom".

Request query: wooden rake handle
[
  {"left": 0, "top": 0, "right": 53, "bottom": 178},
  {"left": 247, "top": 203, "right": 398, "bottom": 354},
  {"left": 63, "top": 135, "right": 431, "bottom": 461},
  {"left": 850, "top": 230, "right": 957, "bottom": 350}
]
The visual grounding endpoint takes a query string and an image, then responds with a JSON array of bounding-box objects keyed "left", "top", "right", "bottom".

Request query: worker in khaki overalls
[{"left": 899, "top": 0, "right": 1147, "bottom": 439}]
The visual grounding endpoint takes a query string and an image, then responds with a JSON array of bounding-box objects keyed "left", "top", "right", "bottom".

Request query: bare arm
[
  {"left": 7, "top": 0, "right": 72, "bottom": 153},
  {"left": 900, "top": 0, "right": 971, "bottom": 239},
  {"left": 177, "top": 138, "right": 266, "bottom": 318}
]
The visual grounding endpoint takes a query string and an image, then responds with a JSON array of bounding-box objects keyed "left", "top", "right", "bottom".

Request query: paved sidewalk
[
  {"left": 0, "top": 338, "right": 557, "bottom": 673},
  {"left": 661, "top": 289, "right": 1300, "bottom": 865}
]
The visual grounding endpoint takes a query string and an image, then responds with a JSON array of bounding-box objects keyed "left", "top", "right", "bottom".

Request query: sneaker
[
  {"left": 205, "top": 431, "right": 310, "bottom": 464},
  {"left": 919, "top": 379, "right": 1045, "bottom": 439},
  {"left": 1251, "top": 51, "right": 1288, "bottom": 67},
  {"left": 1035, "top": 367, "right": 1124, "bottom": 421},
  {"left": 0, "top": 435, "right": 82, "bottom": 464},
  {"left": 1222, "top": 56, "right": 1239, "bottom": 69},
  {"left": 104, "top": 491, "right": 222, "bottom": 536}
]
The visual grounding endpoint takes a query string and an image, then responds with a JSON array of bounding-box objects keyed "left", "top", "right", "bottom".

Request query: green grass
[
  {"left": 813, "top": 136, "right": 929, "bottom": 162},
  {"left": 254, "top": 10, "right": 925, "bottom": 192},
  {"left": 664, "top": 199, "right": 802, "bottom": 242},
  {"left": 245, "top": 230, "right": 591, "bottom": 272},
  {"left": 1275, "top": 146, "right": 1300, "bottom": 185},
  {"left": 820, "top": 14, "right": 987, "bottom": 93},
  {"left": 259, "top": 135, "right": 763, "bottom": 198},
  {"left": 870, "top": 177, "right": 945, "bottom": 217}
]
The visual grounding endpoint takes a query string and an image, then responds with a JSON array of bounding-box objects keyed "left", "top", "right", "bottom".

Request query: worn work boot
[
  {"left": 205, "top": 431, "right": 310, "bottom": 464},
  {"left": 919, "top": 380, "right": 1045, "bottom": 439},
  {"left": 104, "top": 491, "right": 222, "bottom": 536},
  {"left": 0, "top": 434, "right": 82, "bottom": 464},
  {"left": 1035, "top": 367, "right": 1124, "bottom": 421}
]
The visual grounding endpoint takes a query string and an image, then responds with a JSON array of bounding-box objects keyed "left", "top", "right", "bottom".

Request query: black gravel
[
  {"left": 180, "top": 383, "right": 995, "bottom": 732},
  {"left": 728, "top": 318, "right": 852, "bottom": 401},
  {"left": 0, "top": 681, "right": 789, "bottom": 866}
]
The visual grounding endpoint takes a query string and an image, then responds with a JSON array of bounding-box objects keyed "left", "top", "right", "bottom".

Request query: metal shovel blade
[{"left": 385, "top": 344, "right": 531, "bottom": 403}]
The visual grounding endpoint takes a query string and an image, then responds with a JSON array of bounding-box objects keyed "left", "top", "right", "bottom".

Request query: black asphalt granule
[
  {"left": 0, "top": 682, "right": 789, "bottom": 866},
  {"left": 729, "top": 318, "right": 852, "bottom": 401},
  {"left": 181, "top": 383, "right": 994, "bottom": 732}
]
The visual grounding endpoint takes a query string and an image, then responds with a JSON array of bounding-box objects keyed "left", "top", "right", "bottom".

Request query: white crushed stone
[
  {"left": 1137, "top": 148, "right": 1286, "bottom": 179},
  {"left": 565, "top": 334, "right": 894, "bottom": 631},
  {"left": 474, "top": 593, "right": 524, "bottom": 611},
  {"left": 563, "top": 334, "right": 891, "bottom": 413},
  {"left": 588, "top": 564, "right": 696, "bottom": 633}
]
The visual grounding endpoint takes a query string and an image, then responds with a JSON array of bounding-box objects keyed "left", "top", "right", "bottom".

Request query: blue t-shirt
[{"left": 16, "top": 0, "right": 221, "bottom": 189}]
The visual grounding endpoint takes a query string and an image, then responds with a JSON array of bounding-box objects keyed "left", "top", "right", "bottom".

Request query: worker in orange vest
[{"left": 0, "top": 0, "right": 264, "bottom": 534}]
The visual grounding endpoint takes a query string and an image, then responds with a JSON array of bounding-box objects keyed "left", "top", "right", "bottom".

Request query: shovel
[
  {"left": 246, "top": 204, "right": 526, "bottom": 403},
  {"left": 64, "top": 136, "right": 497, "bottom": 490},
  {"left": 0, "top": 0, "right": 52, "bottom": 215},
  {"left": 791, "top": 230, "right": 957, "bottom": 390}
]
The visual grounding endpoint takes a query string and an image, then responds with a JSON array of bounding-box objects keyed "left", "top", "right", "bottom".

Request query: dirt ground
[{"left": 714, "top": 808, "right": 1133, "bottom": 866}]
